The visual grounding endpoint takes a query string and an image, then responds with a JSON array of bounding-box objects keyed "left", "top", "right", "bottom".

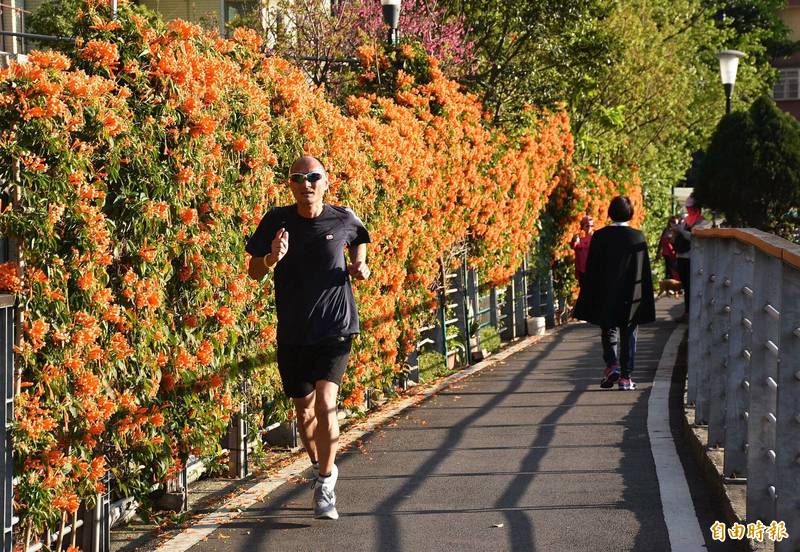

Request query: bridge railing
[{"left": 688, "top": 228, "right": 800, "bottom": 551}]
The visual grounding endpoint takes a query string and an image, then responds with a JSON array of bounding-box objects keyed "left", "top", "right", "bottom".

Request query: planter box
[
  {"left": 470, "top": 347, "right": 490, "bottom": 362},
  {"left": 526, "top": 316, "right": 546, "bottom": 336},
  {"left": 469, "top": 337, "right": 492, "bottom": 362}
]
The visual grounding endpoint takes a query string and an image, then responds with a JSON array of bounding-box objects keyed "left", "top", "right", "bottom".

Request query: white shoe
[{"left": 313, "top": 464, "right": 339, "bottom": 520}]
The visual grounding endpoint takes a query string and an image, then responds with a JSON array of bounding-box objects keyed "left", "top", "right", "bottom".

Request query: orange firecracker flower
[
  {"left": 215, "top": 306, "right": 234, "bottom": 326},
  {"left": 79, "top": 39, "right": 120, "bottom": 71},
  {"left": 0, "top": 262, "right": 21, "bottom": 292},
  {"left": 197, "top": 340, "right": 214, "bottom": 365},
  {"left": 179, "top": 207, "right": 198, "bottom": 225}
]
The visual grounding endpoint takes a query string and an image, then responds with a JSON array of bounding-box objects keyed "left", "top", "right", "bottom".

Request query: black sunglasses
[{"left": 288, "top": 171, "right": 325, "bottom": 184}]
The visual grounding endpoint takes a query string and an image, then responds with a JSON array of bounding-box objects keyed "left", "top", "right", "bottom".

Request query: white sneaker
[{"left": 313, "top": 464, "right": 339, "bottom": 520}]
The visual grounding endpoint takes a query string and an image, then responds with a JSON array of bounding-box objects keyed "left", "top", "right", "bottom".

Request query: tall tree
[
  {"left": 705, "top": 0, "right": 796, "bottom": 60},
  {"left": 445, "top": 0, "right": 618, "bottom": 126},
  {"left": 450, "top": 0, "right": 785, "bottom": 246}
]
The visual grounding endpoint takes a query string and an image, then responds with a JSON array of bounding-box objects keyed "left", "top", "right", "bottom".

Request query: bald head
[
  {"left": 287, "top": 155, "right": 329, "bottom": 211},
  {"left": 290, "top": 155, "right": 326, "bottom": 175}
]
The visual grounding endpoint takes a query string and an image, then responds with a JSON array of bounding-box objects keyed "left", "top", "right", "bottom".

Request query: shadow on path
[
  {"left": 372, "top": 331, "right": 568, "bottom": 551},
  {"left": 184, "top": 300, "right": 699, "bottom": 552}
]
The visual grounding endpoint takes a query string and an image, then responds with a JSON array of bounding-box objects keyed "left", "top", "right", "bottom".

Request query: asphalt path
[{"left": 185, "top": 299, "right": 725, "bottom": 552}]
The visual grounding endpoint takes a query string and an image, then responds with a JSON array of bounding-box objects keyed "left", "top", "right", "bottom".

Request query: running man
[{"left": 246, "top": 155, "right": 371, "bottom": 520}]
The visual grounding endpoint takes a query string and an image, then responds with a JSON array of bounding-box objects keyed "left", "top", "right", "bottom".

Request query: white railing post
[
  {"left": 708, "top": 238, "right": 733, "bottom": 447},
  {"left": 746, "top": 249, "right": 782, "bottom": 524},
  {"left": 694, "top": 237, "right": 717, "bottom": 424},
  {"left": 775, "top": 249, "right": 800, "bottom": 552},
  {"left": 687, "top": 235, "right": 705, "bottom": 407},
  {"left": 723, "top": 241, "right": 754, "bottom": 478}
]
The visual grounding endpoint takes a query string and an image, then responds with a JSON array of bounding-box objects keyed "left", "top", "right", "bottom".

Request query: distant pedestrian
[
  {"left": 573, "top": 196, "right": 655, "bottom": 390},
  {"left": 671, "top": 195, "right": 710, "bottom": 322},
  {"left": 246, "top": 155, "right": 371, "bottom": 520},
  {"left": 655, "top": 216, "right": 680, "bottom": 280},
  {"left": 570, "top": 215, "right": 594, "bottom": 288}
]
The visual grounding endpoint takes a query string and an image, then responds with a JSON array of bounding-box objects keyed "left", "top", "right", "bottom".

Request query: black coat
[{"left": 573, "top": 225, "right": 656, "bottom": 328}]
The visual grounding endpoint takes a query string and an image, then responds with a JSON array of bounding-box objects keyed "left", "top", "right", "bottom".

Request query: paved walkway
[{"left": 175, "top": 298, "right": 726, "bottom": 552}]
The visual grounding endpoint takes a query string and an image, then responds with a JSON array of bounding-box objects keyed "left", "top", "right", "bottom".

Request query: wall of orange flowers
[{"left": 0, "top": 2, "right": 637, "bottom": 533}]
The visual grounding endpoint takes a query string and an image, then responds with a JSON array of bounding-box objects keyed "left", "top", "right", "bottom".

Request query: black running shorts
[{"left": 276, "top": 335, "right": 353, "bottom": 398}]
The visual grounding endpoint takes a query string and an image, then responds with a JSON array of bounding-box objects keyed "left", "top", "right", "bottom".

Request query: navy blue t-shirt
[{"left": 246, "top": 204, "right": 370, "bottom": 345}]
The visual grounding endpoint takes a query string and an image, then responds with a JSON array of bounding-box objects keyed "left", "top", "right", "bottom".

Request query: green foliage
[
  {"left": 478, "top": 325, "right": 501, "bottom": 353},
  {"left": 450, "top": 0, "right": 787, "bottom": 270},
  {"left": 704, "top": 0, "right": 796, "bottom": 60},
  {"left": 26, "top": 0, "right": 158, "bottom": 45},
  {"left": 448, "top": 0, "right": 617, "bottom": 127},
  {"left": 25, "top": 0, "right": 81, "bottom": 39},
  {"left": 696, "top": 96, "right": 800, "bottom": 240},
  {"left": 417, "top": 351, "right": 448, "bottom": 382}
]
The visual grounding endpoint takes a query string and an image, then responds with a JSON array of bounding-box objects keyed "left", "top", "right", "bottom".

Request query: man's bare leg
[
  {"left": 292, "top": 391, "right": 318, "bottom": 464},
  {"left": 313, "top": 380, "right": 340, "bottom": 476}
]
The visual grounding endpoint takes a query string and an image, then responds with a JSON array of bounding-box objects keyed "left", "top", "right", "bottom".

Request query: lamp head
[
  {"left": 381, "top": 0, "right": 401, "bottom": 29},
  {"left": 716, "top": 50, "right": 745, "bottom": 86}
]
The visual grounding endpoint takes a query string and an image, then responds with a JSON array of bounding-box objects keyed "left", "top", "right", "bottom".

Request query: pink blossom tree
[
  {"left": 244, "top": 0, "right": 472, "bottom": 94},
  {"left": 346, "top": 0, "right": 472, "bottom": 73}
]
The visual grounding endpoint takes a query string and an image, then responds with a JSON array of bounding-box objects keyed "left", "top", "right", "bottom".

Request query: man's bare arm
[
  {"left": 347, "top": 243, "right": 370, "bottom": 280},
  {"left": 248, "top": 255, "right": 272, "bottom": 280}
]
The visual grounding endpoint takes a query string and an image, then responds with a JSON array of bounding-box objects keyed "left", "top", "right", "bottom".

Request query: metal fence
[
  {"left": 687, "top": 228, "right": 800, "bottom": 551},
  {"left": 0, "top": 51, "right": 14, "bottom": 552},
  {"left": 0, "top": 295, "right": 12, "bottom": 552},
  {"left": 410, "top": 249, "right": 555, "bottom": 382}
]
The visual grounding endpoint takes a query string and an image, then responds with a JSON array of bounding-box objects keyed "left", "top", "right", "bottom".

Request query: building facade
[
  {"left": 775, "top": 0, "right": 800, "bottom": 119},
  {"left": 0, "top": 0, "right": 290, "bottom": 53}
]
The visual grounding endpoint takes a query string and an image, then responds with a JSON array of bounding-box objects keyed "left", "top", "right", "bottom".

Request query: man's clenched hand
[
  {"left": 268, "top": 228, "right": 289, "bottom": 265},
  {"left": 347, "top": 260, "right": 370, "bottom": 280}
]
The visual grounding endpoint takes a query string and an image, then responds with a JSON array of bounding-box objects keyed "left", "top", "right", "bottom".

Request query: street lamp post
[
  {"left": 716, "top": 50, "right": 746, "bottom": 115},
  {"left": 710, "top": 49, "right": 746, "bottom": 227},
  {"left": 381, "top": 0, "right": 401, "bottom": 46}
]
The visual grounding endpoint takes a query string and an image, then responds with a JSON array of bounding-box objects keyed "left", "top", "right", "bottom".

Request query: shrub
[
  {"left": 696, "top": 95, "right": 800, "bottom": 240},
  {"left": 478, "top": 325, "right": 501, "bottom": 353},
  {"left": 417, "top": 351, "right": 448, "bottom": 382}
]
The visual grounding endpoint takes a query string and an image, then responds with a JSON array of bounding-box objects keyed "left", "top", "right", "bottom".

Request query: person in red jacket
[
  {"left": 571, "top": 215, "right": 594, "bottom": 288},
  {"left": 671, "top": 195, "right": 710, "bottom": 322},
  {"left": 655, "top": 217, "right": 680, "bottom": 280}
]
